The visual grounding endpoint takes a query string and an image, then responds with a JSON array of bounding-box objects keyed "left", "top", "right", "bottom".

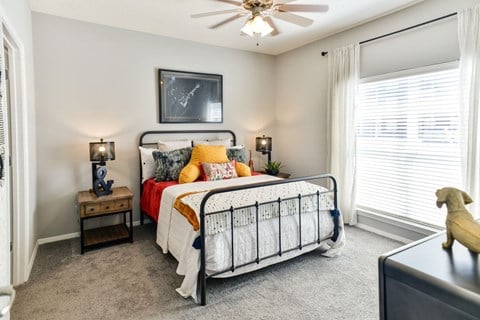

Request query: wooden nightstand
[
  {"left": 260, "top": 171, "right": 291, "bottom": 179},
  {"left": 77, "top": 186, "right": 133, "bottom": 254},
  {"left": 275, "top": 172, "right": 291, "bottom": 179}
]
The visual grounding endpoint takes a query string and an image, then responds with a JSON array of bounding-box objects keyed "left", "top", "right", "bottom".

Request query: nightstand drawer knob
[
  {"left": 105, "top": 206, "right": 110, "bottom": 210},
  {"left": 89, "top": 208, "right": 94, "bottom": 212}
]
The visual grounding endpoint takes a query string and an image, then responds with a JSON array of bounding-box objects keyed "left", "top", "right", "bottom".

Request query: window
[{"left": 356, "top": 64, "right": 462, "bottom": 227}]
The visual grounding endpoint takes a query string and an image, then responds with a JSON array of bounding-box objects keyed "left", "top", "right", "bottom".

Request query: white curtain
[
  {"left": 458, "top": 5, "right": 480, "bottom": 217},
  {"left": 327, "top": 44, "right": 360, "bottom": 225}
]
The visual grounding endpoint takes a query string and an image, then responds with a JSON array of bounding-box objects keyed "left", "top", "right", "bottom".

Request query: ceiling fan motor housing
[{"left": 243, "top": 0, "right": 274, "bottom": 11}]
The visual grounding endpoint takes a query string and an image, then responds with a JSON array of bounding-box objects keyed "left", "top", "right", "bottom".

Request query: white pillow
[
  {"left": 139, "top": 146, "right": 157, "bottom": 183},
  {"left": 157, "top": 139, "right": 192, "bottom": 152},
  {"left": 193, "top": 138, "right": 232, "bottom": 147}
]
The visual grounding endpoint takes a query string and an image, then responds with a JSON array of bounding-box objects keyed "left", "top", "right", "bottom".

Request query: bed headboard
[{"left": 139, "top": 130, "right": 236, "bottom": 148}]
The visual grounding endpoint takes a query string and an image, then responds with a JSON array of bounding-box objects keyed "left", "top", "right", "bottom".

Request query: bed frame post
[{"left": 199, "top": 201, "right": 207, "bottom": 306}]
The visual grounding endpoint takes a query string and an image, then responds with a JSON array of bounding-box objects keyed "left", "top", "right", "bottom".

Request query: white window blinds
[{"left": 356, "top": 65, "right": 462, "bottom": 227}]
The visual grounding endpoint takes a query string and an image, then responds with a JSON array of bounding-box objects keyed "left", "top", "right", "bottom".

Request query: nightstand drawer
[
  {"left": 115, "top": 199, "right": 130, "bottom": 210},
  {"left": 101, "top": 201, "right": 115, "bottom": 211},
  {"left": 84, "top": 203, "right": 101, "bottom": 216}
]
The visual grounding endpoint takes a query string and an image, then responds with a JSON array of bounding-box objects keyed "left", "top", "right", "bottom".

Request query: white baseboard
[
  {"left": 356, "top": 222, "right": 411, "bottom": 244},
  {"left": 25, "top": 241, "right": 38, "bottom": 283},
  {"left": 37, "top": 232, "right": 80, "bottom": 245},
  {"left": 356, "top": 210, "right": 440, "bottom": 244}
]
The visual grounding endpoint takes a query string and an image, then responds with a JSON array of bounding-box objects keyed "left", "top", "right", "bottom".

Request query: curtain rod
[{"left": 321, "top": 12, "right": 457, "bottom": 57}]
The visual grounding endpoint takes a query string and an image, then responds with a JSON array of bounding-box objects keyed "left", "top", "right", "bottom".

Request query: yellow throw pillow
[
  {"left": 178, "top": 163, "right": 201, "bottom": 184},
  {"left": 191, "top": 145, "right": 229, "bottom": 165},
  {"left": 179, "top": 145, "right": 230, "bottom": 183},
  {"left": 235, "top": 162, "right": 252, "bottom": 177}
]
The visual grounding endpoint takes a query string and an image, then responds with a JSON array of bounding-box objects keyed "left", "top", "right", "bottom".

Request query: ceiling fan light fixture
[{"left": 241, "top": 15, "right": 273, "bottom": 37}]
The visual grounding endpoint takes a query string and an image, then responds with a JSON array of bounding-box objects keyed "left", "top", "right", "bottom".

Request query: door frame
[{"left": 0, "top": 17, "right": 32, "bottom": 286}]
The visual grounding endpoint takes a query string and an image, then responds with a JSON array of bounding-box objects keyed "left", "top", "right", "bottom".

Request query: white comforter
[{"left": 156, "top": 175, "right": 345, "bottom": 302}]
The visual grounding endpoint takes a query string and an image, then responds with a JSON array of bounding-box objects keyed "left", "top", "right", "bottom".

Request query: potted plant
[{"left": 264, "top": 161, "right": 283, "bottom": 176}]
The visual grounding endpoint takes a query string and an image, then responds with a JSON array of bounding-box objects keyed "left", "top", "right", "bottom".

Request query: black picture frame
[{"left": 158, "top": 69, "right": 223, "bottom": 123}]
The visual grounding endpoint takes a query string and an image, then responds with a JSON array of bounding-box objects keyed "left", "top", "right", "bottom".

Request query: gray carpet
[{"left": 11, "top": 225, "right": 403, "bottom": 320}]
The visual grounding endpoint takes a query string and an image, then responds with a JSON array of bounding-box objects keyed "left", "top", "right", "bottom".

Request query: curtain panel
[
  {"left": 327, "top": 44, "right": 360, "bottom": 225},
  {"left": 458, "top": 5, "right": 480, "bottom": 217}
]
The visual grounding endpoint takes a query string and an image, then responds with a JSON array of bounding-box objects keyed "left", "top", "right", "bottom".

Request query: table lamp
[
  {"left": 89, "top": 138, "right": 115, "bottom": 196},
  {"left": 256, "top": 135, "right": 272, "bottom": 163}
]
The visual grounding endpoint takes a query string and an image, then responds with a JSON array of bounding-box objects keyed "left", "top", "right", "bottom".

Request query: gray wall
[{"left": 32, "top": 13, "right": 276, "bottom": 238}]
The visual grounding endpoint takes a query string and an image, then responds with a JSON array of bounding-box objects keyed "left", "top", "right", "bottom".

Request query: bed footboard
[{"left": 197, "top": 174, "right": 340, "bottom": 306}]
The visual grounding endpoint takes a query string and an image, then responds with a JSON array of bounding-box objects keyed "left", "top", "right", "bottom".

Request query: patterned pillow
[
  {"left": 153, "top": 147, "right": 192, "bottom": 181},
  {"left": 226, "top": 146, "right": 246, "bottom": 164},
  {"left": 201, "top": 161, "right": 238, "bottom": 181}
]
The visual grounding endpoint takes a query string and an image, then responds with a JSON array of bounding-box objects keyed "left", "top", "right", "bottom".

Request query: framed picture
[{"left": 158, "top": 69, "right": 223, "bottom": 123}]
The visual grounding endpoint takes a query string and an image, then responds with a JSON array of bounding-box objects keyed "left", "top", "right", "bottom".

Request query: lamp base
[
  {"left": 262, "top": 151, "right": 272, "bottom": 164},
  {"left": 92, "top": 162, "right": 114, "bottom": 197}
]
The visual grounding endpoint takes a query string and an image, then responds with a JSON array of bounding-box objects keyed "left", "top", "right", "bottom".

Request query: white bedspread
[{"left": 155, "top": 175, "right": 345, "bottom": 302}]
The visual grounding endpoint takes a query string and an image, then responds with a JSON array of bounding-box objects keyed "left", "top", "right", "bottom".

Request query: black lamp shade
[
  {"left": 89, "top": 139, "right": 115, "bottom": 162},
  {"left": 256, "top": 135, "right": 272, "bottom": 153}
]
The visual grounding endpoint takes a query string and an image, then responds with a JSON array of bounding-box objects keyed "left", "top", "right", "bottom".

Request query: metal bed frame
[{"left": 138, "top": 130, "right": 340, "bottom": 306}]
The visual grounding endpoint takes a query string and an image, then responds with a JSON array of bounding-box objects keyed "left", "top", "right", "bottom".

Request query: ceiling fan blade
[
  {"left": 191, "top": 9, "right": 244, "bottom": 18},
  {"left": 209, "top": 14, "right": 244, "bottom": 29},
  {"left": 277, "top": 4, "right": 329, "bottom": 12},
  {"left": 263, "top": 16, "right": 279, "bottom": 36},
  {"left": 273, "top": 11, "right": 313, "bottom": 27},
  {"left": 213, "top": 0, "right": 243, "bottom": 6}
]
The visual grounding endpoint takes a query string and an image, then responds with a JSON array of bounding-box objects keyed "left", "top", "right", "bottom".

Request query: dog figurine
[{"left": 436, "top": 187, "right": 480, "bottom": 253}]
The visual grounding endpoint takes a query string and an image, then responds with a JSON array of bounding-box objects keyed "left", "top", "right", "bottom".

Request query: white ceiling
[{"left": 28, "top": 0, "right": 423, "bottom": 55}]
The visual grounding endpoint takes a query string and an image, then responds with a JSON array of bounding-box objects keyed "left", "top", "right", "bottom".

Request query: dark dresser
[{"left": 379, "top": 232, "right": 480, "bottom": 320}]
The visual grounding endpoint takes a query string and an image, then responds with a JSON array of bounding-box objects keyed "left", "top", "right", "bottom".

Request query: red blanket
[{"left": 140, "top": 178, "right": 178, "bottom": 222}]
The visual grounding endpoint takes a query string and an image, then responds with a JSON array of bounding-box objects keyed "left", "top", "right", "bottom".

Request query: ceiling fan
[{"left": 191, "top": 0, "right": 329, "bottom": 38}]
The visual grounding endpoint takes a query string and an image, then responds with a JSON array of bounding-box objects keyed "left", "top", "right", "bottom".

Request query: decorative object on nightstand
[
  {"left": 77, "top": 186, "right": 133, "bottom": 254},
  {"left": 248, "top": 150, "right": 254, "bottom": 171},
  {"left": 264, "top": 160, "right": 283, "bottom": 176},
  {"left": 256, "top": 134, "right": 272, "bottom": 163},
  {"left": 89, "top": 138, "right": 115, "bottom": 196},
  {"left": 262, "top": 161, "right": 290, "bottom": 179}
]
